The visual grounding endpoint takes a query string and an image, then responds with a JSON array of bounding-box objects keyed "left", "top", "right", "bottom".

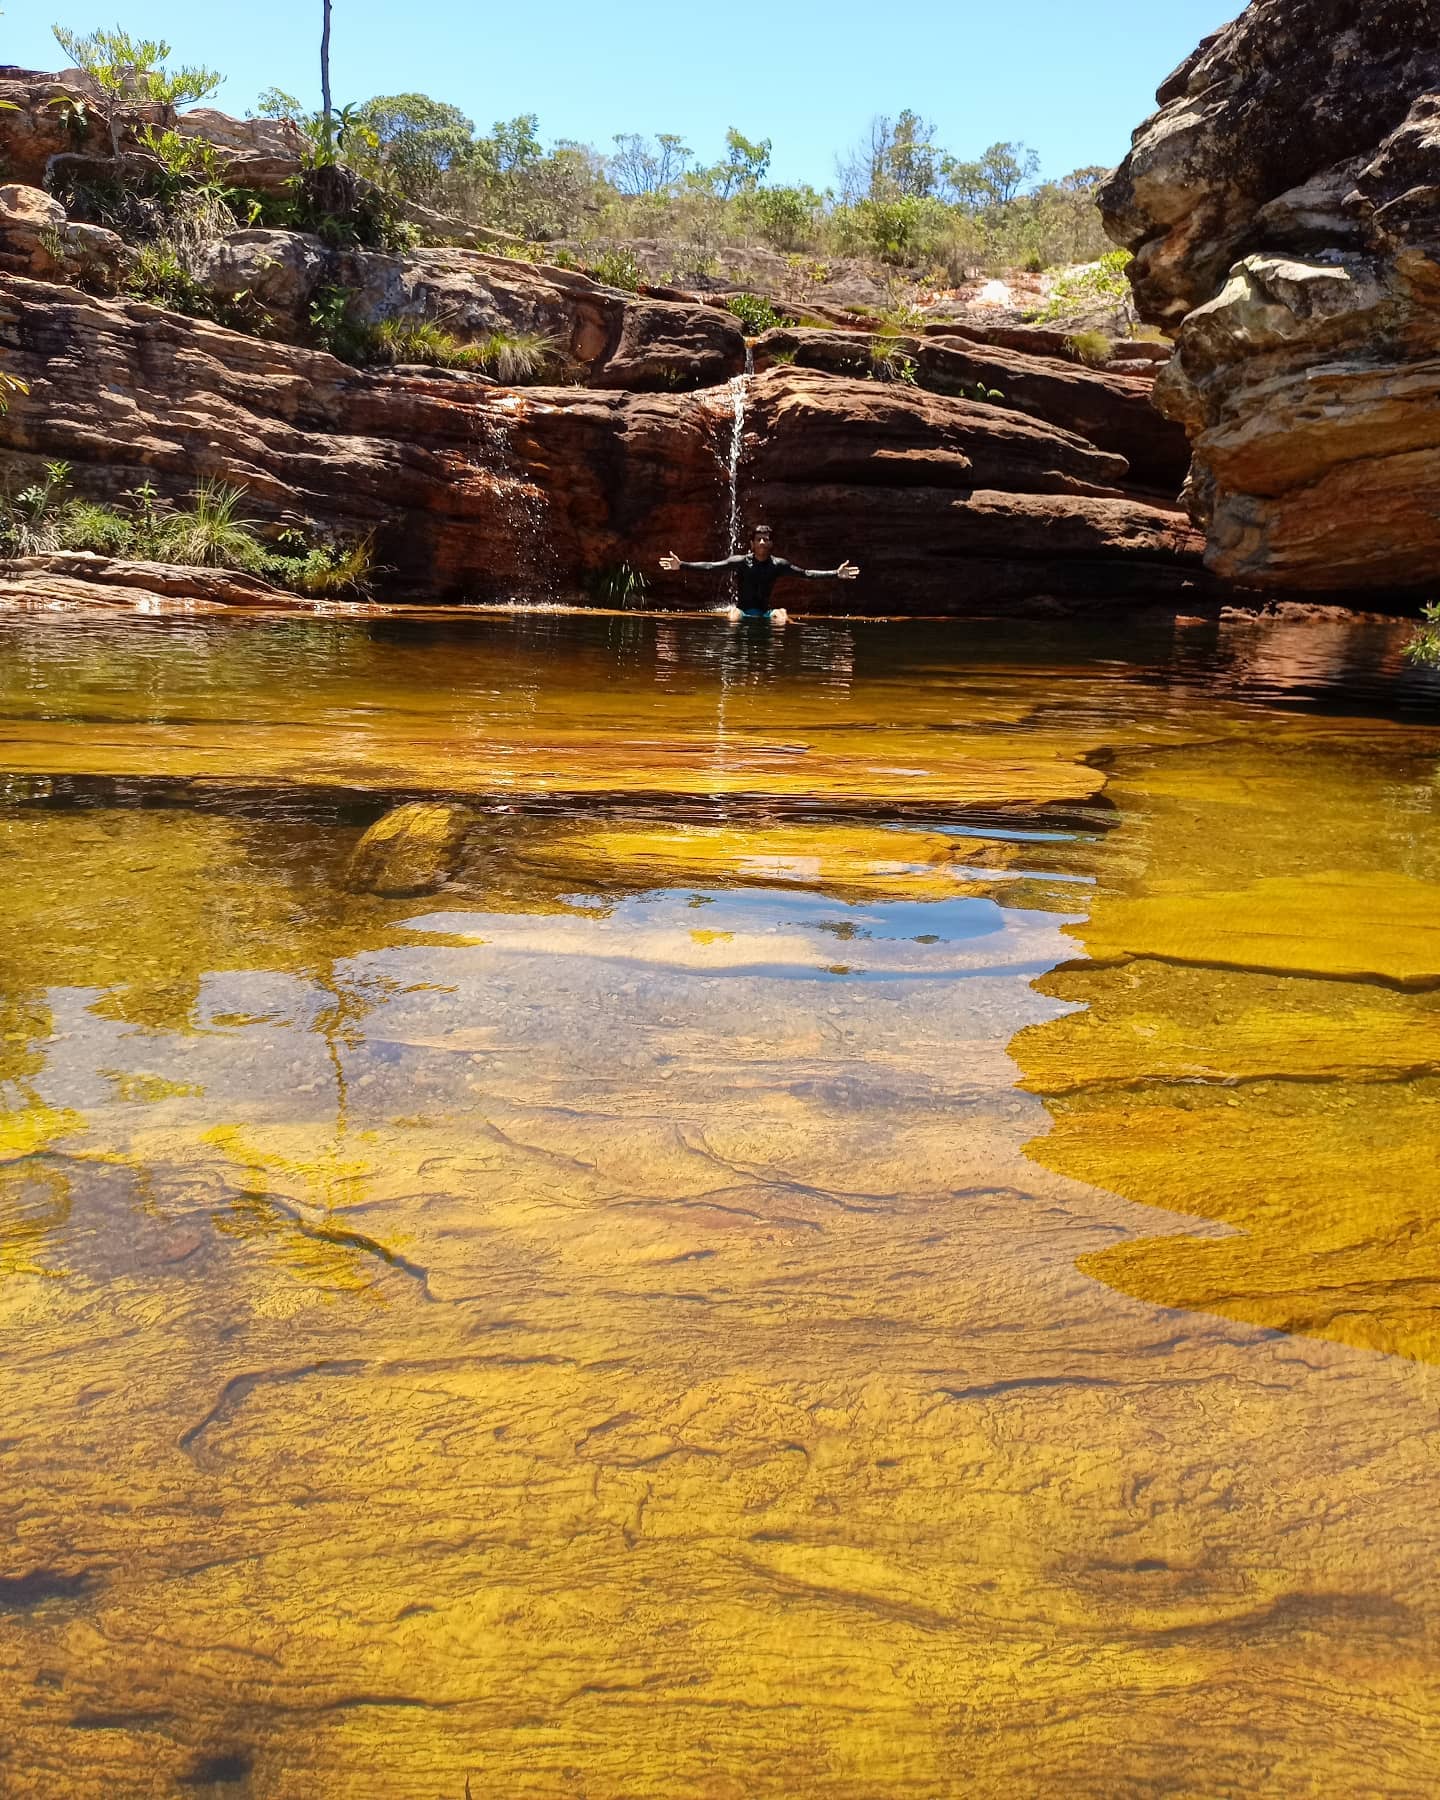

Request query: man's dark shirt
[{"left": 679, "top": 553, "right": 840, "bottom": 613}]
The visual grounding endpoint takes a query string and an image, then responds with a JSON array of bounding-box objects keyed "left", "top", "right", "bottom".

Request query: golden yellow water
[{"left": 1, "top": 610, "right": 1438, "bottom": 1797}]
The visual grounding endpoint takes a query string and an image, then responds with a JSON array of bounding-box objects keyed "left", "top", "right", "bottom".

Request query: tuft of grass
[
  {"left": 584, "top": 562, "right": 649, "bottom": 608},
  {"left": 478, "top": 328, "right": 556, "bottom": 383},
  {"left": 354, "top": 318, "right": 557, "bottom": 382},
  {"left": 151, "top": 480, "right": 268, "bottom": 569},
  {"left": 284, "top": 535, "right": 376, "bottom": 595},
  {"left": 869, "top": 331, "right": 917, "bottom": 383},
  {"left": 1066, "top": 329, "right": 1114, "bottom": 367},
  {"left": 371, "top": 317, "right": 487, "bottom": 368}
]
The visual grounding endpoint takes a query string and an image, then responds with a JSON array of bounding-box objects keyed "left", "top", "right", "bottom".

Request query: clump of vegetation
[
  {"left": 725, "top": 292, "right": 793, "bottom": 336},
  {"left": 584, "top": 562, "right": 650, "bottom": 608},
  {"left": 304, "top": 290, "right": 556, "bottom": 380},
  {"left": 591, "top": 248, "right": 643, "bottom": 292},
  {"left": 1066, "top": 329, "right": 1114, "bottom": 367},
  {"left": 869, "top": 331, "right": 917, "bottom": 383},
  {"left": 1404, "top": 603, "right": 1440, "bottom": 668},
  {"left": 1028, "top": 250, "right": 1135, "bottom": 326},
  {"left": 0, "top": 464, "right": 373, "bottom": 594},
  {"left": 51, "top": 24, "right": 221, "bottom": 160}
]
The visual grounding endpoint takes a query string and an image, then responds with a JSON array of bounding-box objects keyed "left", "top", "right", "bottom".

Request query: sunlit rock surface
[
  {"left": 0, "top": 276, "right": 1205, "bottom": 613},
  {"left": 1, "top": 611, "right": 1438, "bottom": 1796},
  {"left": 1100, "top": 0, "right": 1440, "bottom": 593}
]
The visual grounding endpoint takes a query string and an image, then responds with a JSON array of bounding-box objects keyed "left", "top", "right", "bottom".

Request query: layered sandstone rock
[
  {"left": 1100, "top": 0, "right": 1440, "bottom": 593},
  {"left": 0, "top": 67, "right": 303, "bottom": 195},
  {"left": 0, "top": 276, "right": 1204, "bottom": 612},
  {"left": 750, "top": 327, "right": 1189, "bottom": 493}
]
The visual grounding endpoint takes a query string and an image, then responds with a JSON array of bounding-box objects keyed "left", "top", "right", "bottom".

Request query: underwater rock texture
[
  {"left": 0, "top": 278, "right": 1205, "bottom": 611},
  {"left": 1100, "top": 0, "right": 1440, "bottom": 593}
]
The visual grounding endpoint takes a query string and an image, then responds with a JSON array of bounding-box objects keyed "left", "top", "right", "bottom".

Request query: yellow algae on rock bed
[
  {"left": 3, "top": 619, "right": 1440, "bottom": 1797},
  {"left": 1014, "top": 727, "right": 1440, "bottom": 1366},
  {"left": 512, "top": 820, "right": 1022, "bottom": 900}
]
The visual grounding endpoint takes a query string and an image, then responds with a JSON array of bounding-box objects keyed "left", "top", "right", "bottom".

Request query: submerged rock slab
[{"left": 1100, "top": 0, "right": 1440, "bottom": 593}]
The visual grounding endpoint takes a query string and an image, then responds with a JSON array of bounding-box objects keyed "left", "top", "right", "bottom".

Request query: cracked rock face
[{"left": 1100, "top": 0, "right": 1440, "bottom": 593}]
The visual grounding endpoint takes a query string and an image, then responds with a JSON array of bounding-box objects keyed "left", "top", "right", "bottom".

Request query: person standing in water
[{"left": 660, "top": 526, "right": 859, "bottom": 621}]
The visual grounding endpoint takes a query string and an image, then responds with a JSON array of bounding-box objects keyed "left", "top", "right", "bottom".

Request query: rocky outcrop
[
  {"left": 0, "top": 552, "right": 311, "bottom": 611},
  {"left": 0, "top": 183, "right": 132, "bottom": 291},
  {"left": 330, "top": 243, "right": 745, "bottom": 389},
  {"left": 1100, "top": 0, "right": 1440, "bottom": 594},
  {"left": 0, "top": 67, "right": 303, "bottom": 195},
  {"left": 744, "top": 368, "right": 1203, "bottom": 608},
  {"left": 751, "top": 326, "right": 1189, "bottom": 495},
  {"left": 0, "top": 275, "right": 1205, "bottom": 612}
]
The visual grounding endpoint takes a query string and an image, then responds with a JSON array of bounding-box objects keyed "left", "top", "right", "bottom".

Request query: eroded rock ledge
[
  {"left": 0, "top": 275, "right": 1204, "bottom": 613},
  {"left": 1100, "top": 0, "right": 1440, "bottom": 595}
]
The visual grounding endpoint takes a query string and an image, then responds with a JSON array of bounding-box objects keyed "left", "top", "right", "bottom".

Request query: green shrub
[
  {"left": 592, "top": 248, "right": 642, "bottom": 291},
  {"left": 725, "top": 291, "right": 793, "bottom": 336},
  {"left": 1029, "top": 250, "right": 1135, "bottom": 325},
  {"left": 0, "top": 460, "right": 71, "bottom": 554},
  {"left": 307, "top": 285, "right": 383, "bottom": 362},
  {"left": 55, "top": 499, "right": 137, "bottom": 555}
]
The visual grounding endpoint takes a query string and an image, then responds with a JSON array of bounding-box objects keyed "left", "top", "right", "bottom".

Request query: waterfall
[
  {"left": 468, "top": 393, "right": 557, "bottom": 600},
  {"left": 723, "top": 369, "right": 749, "bottom": 554}
]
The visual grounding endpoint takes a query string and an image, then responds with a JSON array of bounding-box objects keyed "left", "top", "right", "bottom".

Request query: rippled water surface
[{"left": 2, "top": 609, "right": 1438, "bottom": 1798}]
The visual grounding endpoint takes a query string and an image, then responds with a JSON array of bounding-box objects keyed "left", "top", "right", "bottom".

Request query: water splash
[{"left": 469, "top": 395, "right": 558, "bottom": 601}]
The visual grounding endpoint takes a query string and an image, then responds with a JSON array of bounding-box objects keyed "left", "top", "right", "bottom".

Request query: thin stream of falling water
[
  {"left": 725, "top": 362, "right": 750, "bottom": 553},
  {"left": 469, "top": 394, "right": 558, "bottom": 602}
]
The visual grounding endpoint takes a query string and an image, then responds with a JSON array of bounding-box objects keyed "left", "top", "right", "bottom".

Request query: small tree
[
  {"left": 353, "top": 93, "right": 475, "bottom": 199},
  {"left": 609, "top": 131, "right": 691, "bottom": 197},
  {"left": 51, "top": 24, "right": 221, "bottom": 157}
]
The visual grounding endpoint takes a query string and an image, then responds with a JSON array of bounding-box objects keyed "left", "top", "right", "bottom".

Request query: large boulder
[
  {"left": 0, "top": 71, "right": 85, "bottom": 187},
  {"left": 194, "top": 229, "right": 328, "bottom": 325},
  {"left": 1100, "top": 0, "right": 1440, "bottom": 593},
  {"left": 346, "top": 802, "right": 474, "bottom": 896},
  {"left": 0, "top": 183, "right": 131, "bottom": 292}
]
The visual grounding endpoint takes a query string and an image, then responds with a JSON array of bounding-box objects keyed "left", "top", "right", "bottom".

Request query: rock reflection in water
[{"left": 1, "top": 611, "right": 1439, "bottom": 1798}]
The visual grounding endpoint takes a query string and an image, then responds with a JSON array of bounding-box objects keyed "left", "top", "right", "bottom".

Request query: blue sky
[{"left": 6, "top": 0, "right": 1233, "bottom": 188}]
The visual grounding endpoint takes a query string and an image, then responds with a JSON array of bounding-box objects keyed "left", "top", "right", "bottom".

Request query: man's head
[{"left": 749, "top": 525, "right": 773, "bottom": 561}]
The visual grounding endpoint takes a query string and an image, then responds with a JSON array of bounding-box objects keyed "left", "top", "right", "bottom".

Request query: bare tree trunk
[{"left": 320, "top": 0, "right": 334, "bottom": 155}]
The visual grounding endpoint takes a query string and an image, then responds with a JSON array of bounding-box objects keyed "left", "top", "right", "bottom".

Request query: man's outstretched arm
[
  {"left": 660, "top": 552, "right": 747, "bottom": 573},
  {"left": 783, "top": 558, "right": 860, "bottom": 580}
]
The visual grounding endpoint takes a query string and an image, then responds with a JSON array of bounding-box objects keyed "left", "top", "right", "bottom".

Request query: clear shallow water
[{"left": 1, "top": 610, "right": 1438, "bottom": 1798}]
